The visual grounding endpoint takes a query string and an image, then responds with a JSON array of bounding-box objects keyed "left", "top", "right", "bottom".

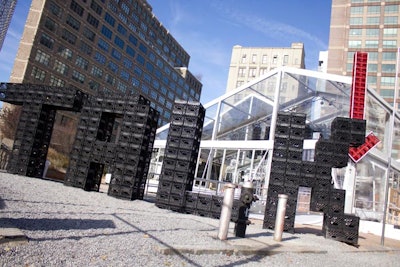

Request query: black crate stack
[
  {"left": 263, "top": 112, "right": 306, "bottom": 233},
  {"left": 1, "top": 83, "right": 85, "bottom": 178},
  {"left": 65, "top": 94, "right": 159, "bottom": 200},
  {"left": 264, "top": 112, "right": 364, "bottom": 245},
  {"left": 156, "top": 100, "right": 205, "bottom": 211}
]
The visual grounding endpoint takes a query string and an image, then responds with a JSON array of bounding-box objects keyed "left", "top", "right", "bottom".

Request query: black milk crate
[
  {"left": 350, "top": 119, "right": 366, "bottom": 133},
  {"left": 269, "top": 172, "right": 285, "bottom": 186},
  {"left": 170, "top": 182, "right": 187, "bottom": 194},
  {"left": 276, "top": 112, "right": 291, "bottom": 126},
  {"left": 310, "top": 201, "right": 329, "bottom": 212},
  {"left": 334, "top": 142, "right": 350, "bottom": 155},
  {"left": 175, "top": 160, "right": 195, "bottom": 172},
  {"left": 174, "top": 170, "right": 194, "bottom": 183},
  {"left": 267, "top": 184, "right": 285, "bottom": 198},
  {"left": 332, "top": 154, "right": 349, "bottom": 168},
  {"left": 289, "top": 138, "right": 304, "bottom": 150},
  {"left": 290, "top": 113, "right": 306, "bottom": 125},
  {"left": 323, "top": 228, "right": 344, "bottom": 242},
  {"left": 185, "top": 191, "right": 199, "bottom": 208},
  {"left": 323, "top": 213, "right": 343, "bottom": 230},
  {"left": 343, "top": 214, "right": 360, "bottom": 230},
  {"left": 330, "top": 189, "right": 346, "bottom": 203},
  {"left": 284, "top": 185, "right": 299, "bottom": 200},
  {"left": 156, "top": 190, "right": 170, "bottom": 205},
  {"left": 184, "top": 206, "right": 197, "bottom": 215},
  {"left": 262, "top": 217, "right": 276, "bottom": 230},
  {"left": 185, "top": 103, "right": 204, "bottom": 116},
  {"left": 172, "top": 102, "right": 186, "bottom": 115},
  {"left": 180, "top": 126, "right": 199, "bottom": 139},
  {"left": 287, "top": 150, "right": 303, "bottom": 161},
  {"left": 170, "top": 114, "right": 184, "bottom": 126},
  {"left": 163, "top": 158, "right": 176, "bottom": 170},
  {"left": 301, "top": 161, "right": 316, "bottom": 177},
  {"left": 290, "top": 126, "right": 305, "bottom": 140},
  {"left": 315, "top": 140, "right": 336, "bottom": 152},
  {"left": 328, "top": 202, "right": 345, "bottom": 214},
  {"left": 168, "top": 125, "right": 182, "bottom": 137},
  {"left": 314, "top": 178, "right": 333, "bottom": 191},
  {"left": 160, "top": 169, "right": 175, "bottom": 182},
  {"left": 315, "top": 163, "right": 332, "bottom": 176},
  {"left": 169, "top": 192, "right": 186, "bottom": 206},
  {"left": 164, "top": 147, "right": 178, "bottom": 159},
  {"left": 343, "top": 230, "right": 359, "bottom": 245},
  {"left": 271, "top": 157, "right": 287, "bottom": 171},
  {"left": 284, "top": 174, "right": 299, "bottom": 187},
  {"left": 196, "top": 194, "right": 212, "bottom": 211},
  {"left": 166, "top": 136, "right": 180, "bottom": 148},
  {"left": 299, "top": 176, "right": 315, "bottom": 187},
  {"left": 272, "top": 148, "right": 288, "bottom": 159},
  {"left": 274, "top": 137, "right": 289, "bottom": 149},
  {"left": 350, "top": 132, "right": 365, "bottom": 147},
  {"left": 176, "top": 149, "right": 197, "bottom": 161},
  {"left": 330, "top": 130, "right": 351, "bottom": 143},
  {"left": 331, "top": 117, "right": 351, "bottom": 131},
  {"left": 286, "top": 159, "right": 302, "bottom": 175},
  {"left": 275, "top": 125, "right": 290, "bottom": 138},
  {"left": 179, "top": 137, "right": 196, "bottom": 149},
  {"left": 311, "top": 189, "right": 330, "bottom": 204},
  {"left": 211, "top": 195, "right": 223, "bottom": 212}
]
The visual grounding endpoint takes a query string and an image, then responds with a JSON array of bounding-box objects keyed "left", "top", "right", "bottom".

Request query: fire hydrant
[{"left": 234, "top": 181, "right": 257, "bottom": 238}]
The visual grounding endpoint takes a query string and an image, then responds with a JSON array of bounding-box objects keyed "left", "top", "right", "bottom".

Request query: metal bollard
[
  {"left": 218, "top": 183, "right": 236, "bottom": 240},
  {"left": 273, "top": 194, "right": 288, "bottom": 242},
  {"left": 234, "top": 181, "right": 255, "bottom": 238}
]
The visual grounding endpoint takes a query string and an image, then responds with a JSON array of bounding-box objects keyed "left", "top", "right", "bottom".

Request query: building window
[
  {"left": 98, "top": 38, "right": 109, "bottom": 51},
  {"left": 136, "top": 54, "right": 145, "bottom": 65},
  {"left": 380, "top": 89, "right": 394, "bottom": 98},
  {"left": 129, "top": 34, "right": 138, "bottom": 46},
  {"left": 90, "top": 0, "right": 103, "bottom": 15},
  {"left": 349, "top": 17, "right": 363, "bottom": 25},
  {"left": 34, "top": 50, "right": 50, "bottom": 65},
  {"left": 366, "top": 29, "right": 379, "bottom": 36},
  {"left": 382, "top": 64, "right": 396, "bottom": 73},
  {"left": 366, "top": 17, "right": 380, "bottom": 25},
  {"left": 44, "top": 17, "right": 57, "bottom": 32},
  {"left": 251, "top": 54, "right": 257, "bottom": 63},
  {"left": 31, "top": 66, "right": 46, "bottom": 81},
  {"left": 349, "top": 29, "right": 362, "bottom": 36},
  {"left": 241, "top": 54, "right": 246, "bottom": 63},
  {"left": 89, "top": 80, "right": 100, "bottom": 91},
  {"left": 367, "top": 76, "right": 377, "bottom": 85},
  {"left": 105, "top": 12, "right": 115, "bottom": 27},
  {"left": 262, "top": 55, "right": 268, "bottom": 64},
  {"left": 114, "top": 36, "right": 124, "bottom": 49},
  {"left": 238, "top": 67, "right": 246, "bottom": 77},
  {"left": 49, "top": 75, "right": 65, "bottom": 87},
  {"left": 383, "top": 40, "right": 397, "bottom": 48},
  {"left": 70, "top": 0, "right": 84, "bottom": 16},
  {"left": 121, "top": 2, "right": 130, "bottom": 14},
  {"left": 384, "top": 16, "right": 398, "bottom": 25},
  {"left": 83, "top": 27, "right": 96, "bottom": 42},
  {"left": 80, "top": 41, "right": 92, "bottom": 55},
  {"left": 117, "top": 81, "right": 127, "bottom": 93},
  {"left": 283, "top": 55, "right": 289, "bottom": 65},
  {"left": 49, "top": 1, "right": 62, "bottom": 17},
  {"left": 107, "top": 61, "right": 118, "bottom": 73},
  {"left": 87, "top": 13, "right": 99, "bottom": 28},
  {"left": 365, "top": 40, "right": 379, "bottom": 48},
  {"left": 139, "top": 43, "right": 147, "bottom": 54},
  {"left": 382, "top": 52, "right": 396, "bottom": 61},
  {"left": 91, "top": 66, "right": 103, "bottom": 78},
  {"left": 94, "top": 52, "right": 106, "bottom": 64},
  {"left": 105, "top": 74, "right": 115, "bottom": 85},
  {"left": 66, "top": 14, "right": 80, "bottom": 30},
  {"left": 260, "top": 68, "right": 268, "bottom": 76},
  {"left": 75, "top": 56, "right": 89, "bottom": 70},
  {"left": 117, "top": 24, "right": 127, "bottom": 36},
  {"left": 368, "top": 52, "right": 378, "bottom": 61},
  {"left": 120, "top": 70, "right": 129, "bottom": 81},
  {"left": 61, "top": 29, "right": 77, "bottom": 44},
  {"left": 72, "top": 70, "right": 85, "bottom": 83},
  {"left": 131, "top": 77, "right": 140, "bottom": 87},
  {"left": 368, "top": 64, "right": 378, "bottom": 72},
  {"left": 40, "top": 33, "right": 54, "bottom": 49},
  {"left": 384, "top": 28, "right": 397, "bottom": 37},
  {"left": 249, "top": 68, "right": 257, "bottom": 77},
  {"left": 367, "top": 6, "right": 380, "bottom": 14},
  {"left": 384, "top": 5, "right": 398, "bottom": 13},
  {"left": 101, "top": 25, "right": 112, "bottom": 39},
  {"left": 53, "top": 60, "right": 69, "bottom": 75},
  {"left": 381, "top": 77, "right": 396, "bottom": 86},
  {"left": 272, "top": 55, "right": 278, "bottom": 64},
  {"left": 348, "top": 40, "right": 362, "bottom": 48},
  {"left": 351, "top": 6, "right": 364, "bottom": 14},
  {"left": 57, "top": 46, "right": 72, "bottom": 59},
  {"left": 123, "top": 58, "right": 133, "bottom": 69},
  {"left": 112, "top": 48, "right": 122, "bottom": 60}
]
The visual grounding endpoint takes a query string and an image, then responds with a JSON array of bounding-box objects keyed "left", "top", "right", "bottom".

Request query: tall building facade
[
  {"left": 226, "top": 43, "right": 305, "bottom": 92},
  {"left": 0, "top": 0, "right": 17, "bottom": 51},
  {"left": 9, "top": 0, "right": 202, "bottom": 126},
  {"left": 225, "top": 43, "right": 305, "bottom": 102},
  {"left": 327, "top": 0, "right": 400, "bottom": 106}
]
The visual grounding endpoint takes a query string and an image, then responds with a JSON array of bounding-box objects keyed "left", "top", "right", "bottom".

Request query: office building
[
  {"left": 327, "top": 0, "right": 400, "bottom": 107},
  {"left": 9, "top": 0, "right": 202, "bottom": 126},
  {"left": 0, "top": 0, "right": 17, "bottom": 51}
]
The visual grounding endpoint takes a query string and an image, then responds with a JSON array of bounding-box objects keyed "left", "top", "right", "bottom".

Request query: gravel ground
[{"left": 1, "top": 173, "right": 400, "bottom": 267}]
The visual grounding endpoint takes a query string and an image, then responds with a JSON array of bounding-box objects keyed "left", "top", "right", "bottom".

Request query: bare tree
[{"left": 0, "top": 105, "right": 21, "bottom": 140}]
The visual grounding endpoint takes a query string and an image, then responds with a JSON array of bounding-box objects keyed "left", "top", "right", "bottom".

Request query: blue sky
[{"left": 0, "top": 0, "right": 332, "bottom": 104}]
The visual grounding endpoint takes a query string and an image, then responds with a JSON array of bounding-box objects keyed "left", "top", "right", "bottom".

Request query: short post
[
  {"left": 218, "top": 183, "right": 236, "bottom": 240},
  {"left": 273, "top": 194, "right": 288, "bottom": 242}
]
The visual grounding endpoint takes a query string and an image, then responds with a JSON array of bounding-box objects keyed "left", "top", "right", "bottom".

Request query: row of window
[
  {"left": 240, "top": 54, "right": 291, "bottom": 65},
  {"left": 351, "top": 0, "right": 399, "bottom": 3},
  {"left": 347, "top": 51, "right": 397, "bottom": 61},
  {"left": 349, "top": 28, "right": 398, "bottom": 37},
  {"left": 350, "top": 16, "right": 399, "bottom": 25},
  {"left": 348, "top": 39, "right": 397, "bottom": 48},
  {"left": 350, "top": 4, "right": 399, "bottom": 14},
  {"left": 346, "top": 62, "right": 396, "bottom": 73},
  {"left": 238, "top": 67, "right": 272, "bottom": 78}
]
